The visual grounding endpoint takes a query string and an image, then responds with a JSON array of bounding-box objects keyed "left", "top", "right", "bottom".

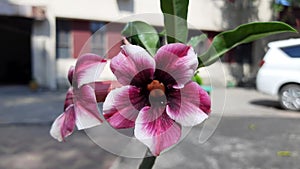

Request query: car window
[{"left": 280, "top": 45, "right": 300, "bottom": 58}]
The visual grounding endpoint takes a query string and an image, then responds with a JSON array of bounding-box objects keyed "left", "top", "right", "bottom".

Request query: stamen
[{"left": 147, "top": 80, "right": 165, "bottom": 97}]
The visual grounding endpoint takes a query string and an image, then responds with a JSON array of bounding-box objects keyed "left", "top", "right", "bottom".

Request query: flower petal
[
  {"left": 74, "top": 84, "right": 103, "bottom": 130},
  {"left": 110, "top": 45, "right": 155, "bottom": 86},
  {"left": 64, "top": 87, "right": 74, "bottom": 110},
  {"left": 94, "top": 81, "right": 122, "bottom": 102},
  {"left": 98, "top": 60, "right": 118, "bottom": 81},
  {"left": 134, "top": 106, "right": 181, "bottom": 156},
  {"left": 199, "top": 86, "right": 212, "bottom": 114},
  {"left": 68, "top": 66, "right": 75, "bottom": 85},
  {"left": 103, "top": 85, "right": 147, "bottom": 128},
  {"left": 166, "top": 82, "right": 211, "bottom": 126},
  {"left": 75, "top": 53, "right": 107, "bottom": 88},
  {"left": 50, "top": 105, "right": 76, "bottom": 142},
  {"left": 154, "top": 43, "right": 198, "bottom": 87}
]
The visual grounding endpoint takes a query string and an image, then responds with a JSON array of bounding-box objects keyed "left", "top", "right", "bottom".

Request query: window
[
  {"left": 90, "top": 22, "right": 106, "bottom": 56},
  {"left": 280, "top": 45, "right": 300, "bottom": 58},
  {"left": 56, "top": 20, "right": 72, "bottom": 58}
]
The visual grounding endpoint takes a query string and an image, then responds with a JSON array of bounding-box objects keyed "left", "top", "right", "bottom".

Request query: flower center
[
  {"left": 147, "top": 80, "right": 167, "bottom": 106},
  {"left": 147, "top": 80, "right": 165, "bottom": 97}
]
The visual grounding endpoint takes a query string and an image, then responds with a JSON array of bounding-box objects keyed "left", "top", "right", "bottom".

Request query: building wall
[
  {"left": 6, "top": 0, "right": 276, "bottom": 89},
  {"left": 12, "top": 0, "right": 274, "bottom": 30},
  {"left": 194, "top": 0, "right": 274, "bottom": 30},
  {"left": 31, "top": 6, "right": 56, "bottom": 89},
  {"left": 55, "top": 19, "right": 121, "bottom": 88},
  {"left": 106, "top": 23, "right": 124, "bottom": 59}
]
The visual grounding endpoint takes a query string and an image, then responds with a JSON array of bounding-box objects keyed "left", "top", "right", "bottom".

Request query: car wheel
[{"left": 279, "top": 84, "right": 300, "bottom": 111}]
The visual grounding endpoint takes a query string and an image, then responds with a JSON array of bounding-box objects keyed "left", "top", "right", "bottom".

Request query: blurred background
[{"left": 0, "top": 0, "right": 300, "bottom": 169}]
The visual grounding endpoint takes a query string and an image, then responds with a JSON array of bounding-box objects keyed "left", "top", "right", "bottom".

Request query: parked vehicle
[{"left": 256, "top": 38, "right": 300, "bottom": 111}]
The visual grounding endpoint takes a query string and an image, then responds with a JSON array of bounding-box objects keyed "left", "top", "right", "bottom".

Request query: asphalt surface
[{"left": 1, "top": 85, "right": 300, "bottom": 169}]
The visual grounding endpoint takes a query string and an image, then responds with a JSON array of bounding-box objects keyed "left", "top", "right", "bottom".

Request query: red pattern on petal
[
  {"left": 166, "top": 82, "right": 210, "bottom": 126},
  {"left": 103, "top": 86, "right": 145, "bottom": 129},
  {"left": 60, "top": 105, "right": 76, "bottom": 141},
  {"left": 110, "top": 45, "right": 155, "bottom": 86},
  {"left": 157, "top": 43, "right": 191, "bottom": 58},
  {"left": 68, "top": 66, "right": 75, "bottom": 85},
  {"left": 64, "top": 87, "right": 74, "bottom": 110},
  {"left": 73, "top": 84, "right": 103, "bottom": 130},
  {"left": 135, "top": 106, "right": 181, "bottom": 156},
  {"left": 199, "top": 86, "right": 211, "bottom": 115},
  {"left": 155, "top": 43, "right": 198, "bottom": 87}
]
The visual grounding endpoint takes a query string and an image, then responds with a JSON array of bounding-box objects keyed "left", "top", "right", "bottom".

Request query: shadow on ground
[
  {"left": 250, "top": 99, "right": 283, "bottom": 110},
  {"left": 0, "top": 124, "right": 117, "bottom": 169}
]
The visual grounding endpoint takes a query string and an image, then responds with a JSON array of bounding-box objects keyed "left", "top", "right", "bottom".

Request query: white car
[{"left": 256, "top": 38, "right": 300, "bottom": 111}]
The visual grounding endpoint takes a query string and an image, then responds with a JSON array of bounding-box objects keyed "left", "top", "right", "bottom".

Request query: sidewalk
[{"left": 0, "top": 85, "right": 65, "bottom": 124}]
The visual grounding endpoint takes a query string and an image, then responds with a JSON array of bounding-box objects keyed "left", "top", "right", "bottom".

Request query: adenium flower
[
  {"left": 103, "top": 43, "right": 211, "bottom": 156},
  {"left": 50, "top": 54, "right": 118, "bottom": 141}
]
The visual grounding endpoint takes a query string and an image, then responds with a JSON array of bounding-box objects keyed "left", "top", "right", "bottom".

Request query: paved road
[
  {"left": 112, "top": 117, "right": 300, "bottom": 169},
  {"left": 0, "top": 86, "right": 300, "bottom": 169}
]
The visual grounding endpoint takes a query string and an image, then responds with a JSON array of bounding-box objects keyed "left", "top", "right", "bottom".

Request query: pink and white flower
[
  {"left": 103, "top": 43, "right": 211, "bottom": 156},
  {"left": 50, "top": 54, "right": 112, "bottom": 141}
]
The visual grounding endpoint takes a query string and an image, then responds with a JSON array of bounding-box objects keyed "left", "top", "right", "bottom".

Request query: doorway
[{"left": 0, "top": 16, "right": 32, "bottom": 84}]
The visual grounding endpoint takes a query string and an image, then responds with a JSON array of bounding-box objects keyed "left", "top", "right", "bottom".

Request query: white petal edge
[
  {"left": 75, "top": 53, "right": 107, "bottom": 88},
  {"left": 50, "top": 113, "right": 65, "bottom": 142}
]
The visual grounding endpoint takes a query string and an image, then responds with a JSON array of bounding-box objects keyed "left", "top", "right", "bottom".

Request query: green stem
[{"left": 138, "top": 150, "right": 157, "bottom": 169}]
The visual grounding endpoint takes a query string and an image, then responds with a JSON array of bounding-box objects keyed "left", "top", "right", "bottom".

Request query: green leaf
[
  {"left": 187, "top": 34, "right": 207, "bottom": 48},
  {"left": 198, "top": 21, "right": 298, "bottom": 67},
  {"left": 121, "top": 21, "right": 159, "bottom": 56},
  {"left": 160, "top": 0, "right": 189, "bottom": 43}
]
